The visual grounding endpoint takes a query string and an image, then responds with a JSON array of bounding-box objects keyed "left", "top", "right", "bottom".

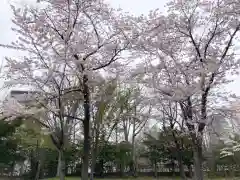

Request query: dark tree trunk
[
  {"left": 119, "top": 162, "right": 125, "bottom": 177},
  {"left": 154, "top": 160, "right": 158, "bottom": 178},
  {"left": 34, "top": 140, "right": 41, "bottom": 180},
  {"left": 99, "top": 159, "right": 104, "bottom": 177},
  {"left": 171, "top": 159, "right": 175, "bottom": 176},
  {"left": 34, "top": 161, "right": 41, "bottom": 180},
  {"left": 193, "top": 137, "right": 204, "bottom": 180},
  {"left": 188, "top": 164, "right": 193, "bottom": 178},
  {"left": 131, "top": 134, "right": 137, "bottom": 177},
  {"left": 82, "top": 74, "right": 91, "bottom": 180},
  {"left": 180, "top": 98, "right": 204, "bottom": 180},
  {"left": 30, "top": 150, "right": 37, "bottom": 179}
]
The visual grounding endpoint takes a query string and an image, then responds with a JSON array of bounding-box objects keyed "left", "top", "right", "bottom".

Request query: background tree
[
  {"left": 130, "top": 0, "right": 240, "bottom": 179},
  {"left": 0, "top": 118, "right": 23, "bottom": 177},
  {"left": 143, "top": 126, "right": 193, "bottom": 179},
  {"left": 1, "top": 0, "right": 240, "bottom": 180},
  {"left": 1, "top": 0, "right": 134, "bottom": 180}
]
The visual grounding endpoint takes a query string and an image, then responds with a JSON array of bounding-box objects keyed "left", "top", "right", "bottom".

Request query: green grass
[
  {"left": 46, "top": 178, "right": 79, "bottom": 180},
  {"left": 46, "top": 178, "right": 189, "bottom": 180},
  {"left": 46, "top": 178, "right": 180, "bottom": 180},
  {"left": 46, "top": 178, "right": 239, "bottom": 180}
]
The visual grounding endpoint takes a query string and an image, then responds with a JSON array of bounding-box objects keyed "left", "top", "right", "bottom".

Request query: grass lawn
[
  {"left": 46, "top": 178, "right": 79, "bottom": 180},
  {"left": 46, "top": 178, "right": 240, "bottom": 180},
  {"left": 46, "top": 178, "right": 182, "bottom": 180},
  {"left": 46, "top": 178, "right": 187, "bottom": 180}
]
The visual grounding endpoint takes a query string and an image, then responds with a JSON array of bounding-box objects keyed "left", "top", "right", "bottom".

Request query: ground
[
  {"left": 46, "top": 178, "right": 239, "bottom": 180},
  {"left": 47, "top": 178, "right": 181, "bottom": 180}
]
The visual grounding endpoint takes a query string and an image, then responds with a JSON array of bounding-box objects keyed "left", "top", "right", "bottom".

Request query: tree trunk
[
  {"left": 33, "top": 140, "right": 41, "bottom": 180},
  {"left": 176, "top": 149, "right": 187, "bottom": 179},
  {"left": 99, "top": 159, "right": 104, "bottom": 177},
  {"left": 56, "top": 152, "right": 60, "bottom": 177},
  {"left": 131, "top": 110, "right": 137, "bottom": 177},
  {"left": 154, "top": 161, "right": 158, "bottom": 178},
  {"left": 171, "top": 158, "right": 175, "bottom": 176},
  {"left": 171, "top": 128, "right": 186, "bottom": 180},
  {"left": 82, "top": 74, "right": 90, "bottom": 180},
  {"left": 90, "top": 153, "right": 96, "bottom": 180},
  {"left": 34, "top": 161, "right": 41, "bottom": 180},
  {"left": 115, "top": 124, "right": 118, "bottom": 144},
  {"left": 178, "top": 154, "right": 187, "bottom": 180},
  {"left": 10, "top": 162, "right": 15, "bottom": 180},
  {"left": 120, "top": 163, "right": 124, "bottom": 177},
  {"left": 90, "top": 111, "right": 102, "bottom": 180},
  {"left": 207, "top": 149, "right": 216, "bottom": 178},
  {"left": 90, "top": 133, "right": 100, "bottom": 180},
  {"left": 19, "top": 161, "right": 24, "bottom": 177},
  {"left": 123, "top": 120, "right": 129, "bottom": 142},
  {"left": 188, "top": 164, "right": 193, "bottom": 178},
  {"left": 30, "top": 150, "right": 37, "bottom": 179},
  {"left": 131, "top": 134, "right": 137, "bottom": 177},
  {"left": 56, "top": 149, "right": 65, "bottom": 180},
  {"left": 193, "top": 139, "right": 204, "bottom": 180}
]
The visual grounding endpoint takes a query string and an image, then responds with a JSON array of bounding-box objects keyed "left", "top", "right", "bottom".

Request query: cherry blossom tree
[
  {"left": 2, "top": 68, "right": 83, "bottom": 180},
  {"left": 0, "top": 0, "right": 134, "bottom": 179},
  {"left": 131, "top": 0, "right": 240, "bottom": 179}
]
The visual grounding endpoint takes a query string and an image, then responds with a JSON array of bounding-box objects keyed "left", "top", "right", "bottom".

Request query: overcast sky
[{"left": 0, "top": 0, "right": 240, "bottom": 96}]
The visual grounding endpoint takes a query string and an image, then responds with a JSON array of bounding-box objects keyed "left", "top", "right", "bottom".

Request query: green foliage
[
  {"left": 142, "top": 127, "right": 193, "bottom": 168},
  {"left": 0, "top": 118, "right": 24, "bottom": 169},
  {"left": 93, "top": 140, "right": 132, "bottom": 176},
  {"left": 115, "top": 141, "right": 132, "bottom": 169},
  {"left": 97, "top": 141, "right": 116, "bottom": 164},
  {"left": 142, "top": 133, "right": 163, "bottom": 166}
]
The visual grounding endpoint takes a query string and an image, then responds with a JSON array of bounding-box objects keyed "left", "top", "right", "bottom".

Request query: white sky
[{"left": 0, "top": 0, "right": 240, "bottom": 97}]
